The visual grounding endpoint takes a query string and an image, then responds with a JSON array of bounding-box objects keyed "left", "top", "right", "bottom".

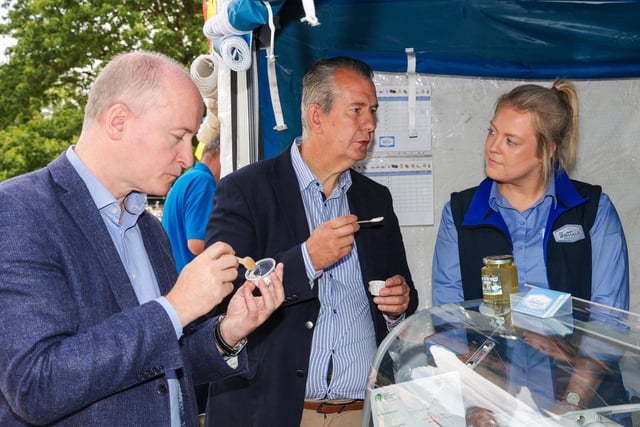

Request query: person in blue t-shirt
[
  {"left": 162, "top": 134, "right": 221, "bottom": 416},
  {"left": 163, "top": 134, "right": 221, "bottom": 272}
]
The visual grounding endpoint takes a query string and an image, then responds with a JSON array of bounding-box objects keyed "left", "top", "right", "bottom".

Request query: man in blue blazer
[
  {"left": 205, "top": 57, "right": 418, "bottom": 426},
  {"left": 0, "top": 51, "right": 284, "bottom": 426}
]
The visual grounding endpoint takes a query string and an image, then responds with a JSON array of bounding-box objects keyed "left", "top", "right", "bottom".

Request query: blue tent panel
[{"left": 258, "top": 0, "right": 640, "bottom": 156}]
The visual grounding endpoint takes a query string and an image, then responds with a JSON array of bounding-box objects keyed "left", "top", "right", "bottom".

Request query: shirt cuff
[
  {"left": 223, "top": 355, "right": 240, "bottom": 369},
  {"left": 301, "top": 242, "right": 323, "bottom": 283},
  {"left": 384, "top": 312, "right": 406, "bottom": 330},
  {"left": 156, "top": 296, "right": 184, "bottom": 339}
]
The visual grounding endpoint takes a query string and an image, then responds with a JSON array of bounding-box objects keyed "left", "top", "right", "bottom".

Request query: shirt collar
[
  {"left": 488, "top": 178, "right": 557, "bottom": 211},
  {"left": 290, "top": 138, "right": 352, "bottom": 195},
  {"left": 192, "top": 161, "right": 213, "bottom": 177},
  {"left": 66, "top": 145, "right": 147, "bottom": 216}
]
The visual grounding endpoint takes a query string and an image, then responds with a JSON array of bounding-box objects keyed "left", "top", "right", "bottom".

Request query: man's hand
[
  {"left": 465, "top": 406, "right": 498, "bottom": 426},
  {"left": 522, "top": 331, "right": 575, "bottom": 363},
  {"left": 373, "top": 275, "right": 411, "bottom": 319},
  {"left": 166, "top": 241, "right": 238, "bottom": 326},
  {"left": 306, "top": 215, "right": 359, "bottom": 270},
  {"left": 219, "top": 263, "right": 285, "bottom": 347}
]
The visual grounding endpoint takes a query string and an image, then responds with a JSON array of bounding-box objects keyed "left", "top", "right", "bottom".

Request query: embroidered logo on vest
[{"left": 553, "top": 224, "right": 585, "bottom": 243}]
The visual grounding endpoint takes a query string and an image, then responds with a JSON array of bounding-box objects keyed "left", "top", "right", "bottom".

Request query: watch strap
[{"left": 214, "top": 314, "right": 247, "bottom": 357}]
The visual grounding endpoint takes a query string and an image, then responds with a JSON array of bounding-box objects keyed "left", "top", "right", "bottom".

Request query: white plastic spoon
[{"left": 356, "top": 216, "right": 384, "bottom": 224}]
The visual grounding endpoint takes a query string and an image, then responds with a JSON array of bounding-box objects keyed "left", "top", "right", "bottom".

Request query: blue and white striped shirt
[{"left": 290, "top": 141, "right": 377, "bottom": 400}]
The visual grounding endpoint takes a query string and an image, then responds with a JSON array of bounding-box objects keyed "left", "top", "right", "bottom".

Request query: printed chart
[
  {"left": 355, "top": 72, "right": 434, "bottom": 226},
  {"left": 354, "top": 157, "right": 433, "bottom": 226}
]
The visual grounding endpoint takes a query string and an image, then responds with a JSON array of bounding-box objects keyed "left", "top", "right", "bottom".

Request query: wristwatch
[
  {"left": 565, "top": 392, "right": 582, "bottom": 407},
  {"left": 213, "top": 314, "right": 248, "bottom": 357}
]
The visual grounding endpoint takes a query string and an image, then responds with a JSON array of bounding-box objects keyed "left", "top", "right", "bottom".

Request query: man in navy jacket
[{"left": 205, "top": 56, "right": 418, "bottom": 426}]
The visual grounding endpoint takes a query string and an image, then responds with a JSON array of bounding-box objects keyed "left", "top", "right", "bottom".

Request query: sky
[
  {"left": 0, "top": 36, "right": 14, "bottom": 59},
  {"left": 0, "top": 5, "right": 14, "bottom": 63}
]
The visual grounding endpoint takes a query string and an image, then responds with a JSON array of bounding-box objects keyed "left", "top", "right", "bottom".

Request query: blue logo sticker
[
  {"left": 553, "top": 225, "right": 585, "bottom": 243},
  {"left": 378, "top": 136, "right": 395, "bottom": 148}
]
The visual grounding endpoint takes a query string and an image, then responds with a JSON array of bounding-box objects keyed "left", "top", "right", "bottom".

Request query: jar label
[{"left": 482, "top": 274, "right": 502, "bottom": 296}]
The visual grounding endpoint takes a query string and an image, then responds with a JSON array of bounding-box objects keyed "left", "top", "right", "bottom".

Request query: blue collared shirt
[
  {"left": 66, "top": 146, "right": 185, "bottom": 427},
  {"left": 432, "top": 178, "right": 629, "bottom": 310},
  {"left": 290, "top": 141, "right": 378, "bottom": 400}
]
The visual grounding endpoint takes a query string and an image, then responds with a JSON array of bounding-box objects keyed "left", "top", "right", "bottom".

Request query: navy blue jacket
[{"left": 205, "top": 145, "right": 418, "bottom": 426}]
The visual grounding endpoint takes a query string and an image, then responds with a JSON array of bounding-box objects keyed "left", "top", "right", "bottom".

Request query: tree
[
  {"left": 0, "top": 103, "right": 83, "bottom": 180},
  {"left": 0, "top": 0, "right": 208, "bottom": 180}
]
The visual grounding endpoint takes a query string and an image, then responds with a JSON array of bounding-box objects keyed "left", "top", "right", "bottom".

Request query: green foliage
[
  {"left": 0, "top": 0, "right": 209, "bottom": 180},
  {"left": 0, "top": 104, "right": 83, "bottom": 180}
]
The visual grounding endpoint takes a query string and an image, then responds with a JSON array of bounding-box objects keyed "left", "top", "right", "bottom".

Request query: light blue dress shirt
[
  {"left": 66, "top": 146, "right": 185, "bottom": 427},
  {"left": 432, "top": 179, "right": 629, "bottom": 310},
  {"left": 290, "top": 141, "right": 378, "bottom": 400}
]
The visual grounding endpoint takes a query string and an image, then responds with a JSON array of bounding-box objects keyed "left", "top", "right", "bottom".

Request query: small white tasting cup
[
  {"left": 245, "top": 258, "right": 276, "bottom": 286},
  {"left": 368, "top": 280, "right": 386, "bottom": 296}
]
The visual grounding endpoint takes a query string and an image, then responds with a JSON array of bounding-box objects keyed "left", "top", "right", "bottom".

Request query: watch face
[{"left": 566, "top": 392, "right": 581, "bottom": 406}]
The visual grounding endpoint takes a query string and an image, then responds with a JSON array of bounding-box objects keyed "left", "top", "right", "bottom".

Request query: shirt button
[
  {"left": 305, "top": 321, "right": 314, "bottom": 330},
  {"left": 157, "top": 384, "right": 168, "bottom": 394},
  {"left": 295, "top": 370, "right": 306, "bottom": 377}
]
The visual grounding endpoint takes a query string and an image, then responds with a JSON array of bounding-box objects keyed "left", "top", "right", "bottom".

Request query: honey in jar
[{"left": 481, "top": 255, "right": 518, "bottom": 314}]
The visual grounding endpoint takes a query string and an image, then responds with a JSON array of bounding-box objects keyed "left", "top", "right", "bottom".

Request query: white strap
[
  {"left": 263, "top": 1, "right": 276, "bottom": 62},
  {"left": 267, "top": 60, "right": 288, "bottom": 131},
  {"left": 300, "top": 0, "right": 320, "bottom": 26},
  {"left": 406, "top": 47, "right": 418, "bottom": 138},
  {"left": 263, "top": 1, "right": 288, "bottom": 131}
]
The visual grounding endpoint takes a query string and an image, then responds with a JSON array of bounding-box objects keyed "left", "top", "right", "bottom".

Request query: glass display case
[{"left": 363, "top": 297, "right": 640, "bottom": 427}]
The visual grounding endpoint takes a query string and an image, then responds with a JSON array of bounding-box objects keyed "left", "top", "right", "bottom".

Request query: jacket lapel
[
  {"left": 49, "top": 154, "right": 141, "bottom": 310},
  {"left": 270, "top": 146, "right": 312, "bottom": 241},
  {"left": 139, "top": 216, "right": 177, "bottom": 296}
]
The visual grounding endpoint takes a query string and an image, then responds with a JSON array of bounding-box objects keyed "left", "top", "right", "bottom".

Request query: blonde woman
[{"left": 432, "top": 79, "right": 628, "bottom": 309}]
